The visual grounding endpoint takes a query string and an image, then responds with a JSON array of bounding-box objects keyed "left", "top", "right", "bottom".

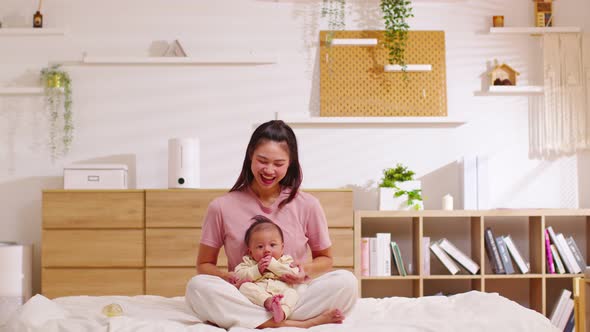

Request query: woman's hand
[
  {"left": 227, "top": 273, "right": 252, "bottom": 289},
  {"left": 280, "top": 262, "right": 309, "bottom": 285}
]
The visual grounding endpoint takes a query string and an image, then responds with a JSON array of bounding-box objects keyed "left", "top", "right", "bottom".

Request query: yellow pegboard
[{"left": 320, "top": 30, "right": 447, "bottom": 117}]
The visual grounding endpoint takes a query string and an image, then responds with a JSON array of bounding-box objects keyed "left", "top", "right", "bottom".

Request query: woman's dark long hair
[{"left": 230, "top": 120, "right": 302, "bottom": 209}]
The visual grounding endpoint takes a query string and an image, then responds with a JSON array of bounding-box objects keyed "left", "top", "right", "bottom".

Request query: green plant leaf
[{"left": 381, "top": 0, "right": 413, "bottom": 75}]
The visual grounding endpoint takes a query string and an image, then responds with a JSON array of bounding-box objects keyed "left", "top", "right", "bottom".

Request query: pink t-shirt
[{"left": 200, "top": 188, "right": 332, "bottom": 271}]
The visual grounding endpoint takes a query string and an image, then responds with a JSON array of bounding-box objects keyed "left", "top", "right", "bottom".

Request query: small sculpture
[
  {"left": 489, "top": 60, "right": 519, "bottom": 86},
  {"left": 533, "top": 0, "right": 554, "bottom": 27},
  {"left": 102, "top": 303, "right": 124, "bottom": 317}
]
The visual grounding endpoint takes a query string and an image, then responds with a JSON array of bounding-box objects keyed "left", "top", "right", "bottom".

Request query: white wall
[{"left": 0, "top": 0, "right": 588, "bottom": 294}]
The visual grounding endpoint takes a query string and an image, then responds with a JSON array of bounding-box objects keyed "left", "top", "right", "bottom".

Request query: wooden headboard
[{"left": 42, "top": 189, "right": 353, "bottom": 298}]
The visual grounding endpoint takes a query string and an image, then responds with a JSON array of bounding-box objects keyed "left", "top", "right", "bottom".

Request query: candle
[
  {"left": 493, "top": 16, "right": 504, "bottom": 27},
  {"left": 442, "top": 194, "right": 453, "bottom": 211}
]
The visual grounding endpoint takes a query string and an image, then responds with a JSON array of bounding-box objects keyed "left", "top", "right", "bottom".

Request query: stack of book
[
  {"left": 484, "top": 227, "right": 530, "bottom": 274},
  {"left": 360, "top": 233, "right": 408, "bottom": 276},
  {"left": 548, "top": 289, "right": 575, "bottom": 331},
  {"left": 545, "top": 226, "right": 584, "bottom": 274},
  {"left": 429, "top": 238, "right": 480, "bottom": 275}
]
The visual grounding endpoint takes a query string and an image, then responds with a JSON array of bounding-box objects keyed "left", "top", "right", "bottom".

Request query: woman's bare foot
[
  {"left": 303, "top": 309, "right": 343, "bottom": 327},
  {"left": 257, "top": 308, "right": 344, "bottom": 329}
]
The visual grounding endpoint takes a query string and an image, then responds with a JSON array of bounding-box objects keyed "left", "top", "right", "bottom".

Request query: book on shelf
[
  {"left": 360, "top": 237, "right": 370, "bottom": 277},
  {"left": 422, "top": 236, "right": 430, "bottom": 276},
  {"left": 548, "top": 289, "right": 572, "bottom": 329},
  {"left": 547, "top": 226, "right": 581, "bottom": 274},
  {"left": 484, "top": 227, "right": 504, "bottom": 274},
  {"left": 550, "top": 244, "right": 566, "bottom": 274},
  {"left": 390, "top": 241, "right": 407, "bottom": 276},
  {"left": 557, "top": 233, "right": 582, "bottom": 273},
  {"left": 369, "top": 238, "right": 378, "bottom": 276},
  {"left": 430, "top": 242, "right": 460, "bottom": 275},
  {"left": 565, "top": 236, "right": 585, "bottom": 272},
  {"left": 557, "top": 299, "right": 574, "bottom": 331},
  {"left": 544, "top": 229, "right": 555, "bottom": 274},
  {"left": 503, "top": 235, "right": 529, "bottom": 274},
  {"left": 438, "top": 238, "right": 480, "bottom": 275},
  {"left": 376, "top": 233, "right": 392, "bottom": 276},
  {"left": 563, "top": 309, "right": 575, "bottom": 332},
  {"left": 495, "top": 236, "right": 515, "bottom": 274}
]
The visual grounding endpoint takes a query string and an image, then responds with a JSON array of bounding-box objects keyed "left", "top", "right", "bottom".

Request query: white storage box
[
  {"left": 0, "top": 242, "right": 32, "bottom": 324},
  {"left": 64, "top": 164, "right": 128, "bottom": 189}
]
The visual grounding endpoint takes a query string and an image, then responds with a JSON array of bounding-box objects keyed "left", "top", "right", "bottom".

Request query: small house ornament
[{"left": 489, "top": 59, "right": 520, "bottom": 86}]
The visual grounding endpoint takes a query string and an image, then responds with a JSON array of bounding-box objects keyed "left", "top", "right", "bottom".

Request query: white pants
[{"left": 185, "top": 270, "right": 358, "bottom": 329}]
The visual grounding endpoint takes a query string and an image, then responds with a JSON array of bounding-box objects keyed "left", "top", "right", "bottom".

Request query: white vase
[{"left": 379, "top": 181, "right": 423, "bottom": 211}]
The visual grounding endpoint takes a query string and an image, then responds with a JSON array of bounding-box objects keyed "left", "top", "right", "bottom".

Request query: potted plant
[
  {"left": 380, "top": 0, "right": 414, "bottom": 72},
  {"left": 40, "top": 64, "right": 73, "bottom": 160},
  {"left": 321, "top": 0, "right": 346, "bottom": 68},
  {"left": 378, "top": 163, "right": 423, "bottom": 210}
]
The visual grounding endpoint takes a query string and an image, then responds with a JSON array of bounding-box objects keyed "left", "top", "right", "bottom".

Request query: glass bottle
[{"left": 33, "top": 11, "right": 43, "bottom": 28}]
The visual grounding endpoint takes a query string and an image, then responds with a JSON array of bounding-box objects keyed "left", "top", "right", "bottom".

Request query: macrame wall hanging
[{"left": 529, "top": 33, "right": 590, "bottom": 159}]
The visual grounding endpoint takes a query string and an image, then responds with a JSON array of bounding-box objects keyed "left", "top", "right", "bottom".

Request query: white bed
[{"left": 2, "top": 291, "right": 558, "bottom": 332}]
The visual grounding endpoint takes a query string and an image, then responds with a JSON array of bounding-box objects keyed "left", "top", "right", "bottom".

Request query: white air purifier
[{"left": 168, "top": 138, "right": 200, "bottom": 189}]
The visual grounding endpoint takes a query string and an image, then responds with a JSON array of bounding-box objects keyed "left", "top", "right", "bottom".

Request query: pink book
[
  {"left": 545, "top": 229, "right": 555, "bottom": 274},
  {"left": 361, "top": 237, "right": 370, "bottom": 276}
]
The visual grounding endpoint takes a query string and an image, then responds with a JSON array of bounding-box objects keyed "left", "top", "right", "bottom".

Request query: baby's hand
[{"left": 258, "top": 255, "right": 272, "bottom": 274}]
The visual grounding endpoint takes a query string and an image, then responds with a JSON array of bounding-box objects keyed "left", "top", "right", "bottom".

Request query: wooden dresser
[{"left": 42, "top": 189, "right": 353, "bottom": 298}]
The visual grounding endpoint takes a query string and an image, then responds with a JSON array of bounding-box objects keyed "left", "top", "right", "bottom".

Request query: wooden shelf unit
[
  {"left": 354, "top": 209, "right": 590, "bottom": 318},
  {"left": 573, "top": 277, "right": 588, "bottom": 332}
]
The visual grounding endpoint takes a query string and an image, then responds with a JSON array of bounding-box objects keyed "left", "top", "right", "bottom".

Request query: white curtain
[{"left": 529, "top": 33, "right": 590, "bottom": 159}]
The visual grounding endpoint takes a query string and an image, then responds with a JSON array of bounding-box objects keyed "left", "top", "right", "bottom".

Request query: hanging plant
[
  {"left": 321, "top": 0, "right": 346, "bottom": 44},
  {"left": 381, "top": 0, "right": 414, "bottom": 71},
  {"left": 40, "top": 64, "right": 73, "bottom": 160}
]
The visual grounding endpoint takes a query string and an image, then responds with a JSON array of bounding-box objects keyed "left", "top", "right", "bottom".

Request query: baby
[{"left": 233, "top": 215, "right": 300, "bottom": 323}]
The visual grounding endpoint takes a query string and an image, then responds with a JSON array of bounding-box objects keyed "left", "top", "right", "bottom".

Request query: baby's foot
[{"left": 269, "top": 295, "right": 285, "bottom": 322}]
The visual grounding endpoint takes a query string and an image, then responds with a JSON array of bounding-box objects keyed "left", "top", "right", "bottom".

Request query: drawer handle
[{"left": 87, "top": 175, "right": 100, "bottom": 182}]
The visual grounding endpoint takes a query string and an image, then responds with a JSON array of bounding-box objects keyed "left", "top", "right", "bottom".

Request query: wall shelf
[
  {"left": 331, "top": 38, "right": 378, "bottom": 46},
  {"left": 0, "top": 87, "right": 45, "bottom": 95},
  {"left": 275, "top": 112, "right": 466, "bottom": 127},
  {"left": 489, "top": 27, "right": 582, "bottom": 35},
  {"left": 474, "top": 85, "right": 544, "bottom": 96},
  {"left": 0, "top": 28, "right": 66, "bottom": 36},
  {"left": 82, "top": 55, "right": 277, "bottom": 65},
  {"left": 384, "top": 64, "right": 432, "bottom": 72}
]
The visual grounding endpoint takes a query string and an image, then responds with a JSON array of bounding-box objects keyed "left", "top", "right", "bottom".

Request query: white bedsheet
[{"left": 1, "top": 291, "right": 558, "bottom": 332}]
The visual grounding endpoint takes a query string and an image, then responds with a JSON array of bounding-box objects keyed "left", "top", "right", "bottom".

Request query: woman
[{"left": 185, "top": 120, "right": 357, "bottom": 329}]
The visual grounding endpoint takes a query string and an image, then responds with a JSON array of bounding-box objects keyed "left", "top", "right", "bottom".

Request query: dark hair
[
  {"left": 230, "top": 120, "right": 302, "bottom": 209},
  {"left": 244, "top": 215, "right": 284, "bottom": 246}
]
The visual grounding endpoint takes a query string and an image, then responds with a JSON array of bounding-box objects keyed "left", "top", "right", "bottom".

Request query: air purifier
[{"left": 168, "top": 138, "right": 200, "bottom": 188}]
